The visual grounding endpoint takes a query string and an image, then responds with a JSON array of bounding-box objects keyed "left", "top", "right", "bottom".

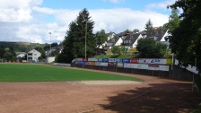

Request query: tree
[
  {"left": 169, "top": 0, "right": 201, "bottom": 72},
  {"left": 167, "top": 9, "right": 180, "bottom": 32},
  {"left": 136, "top": 38, "right": 167, "bottom": 58},
  {"left": 0, "top": 45, "right": 5, "bottom": 58},
  {"left": 95, "top": 29, "right": 108, "bottom": 46},
  {"left": 133, "top": 29, "right": 139, "bottom": 33},
  {"left": 3, "top": 47, "right": 16, "bottom": 62},
  {"left": 56, "top": 8, "right": 95, "bottom": 63},
  {"left": 121, "top": 46, "right": 128, "bottom": 55},
  {"left": 145, "top": 19, "right": 154, "bottom": 38},
  {"left": 35, "top": 47, "right": 43, "bottom": 53},
  {"left": 111, "top": 46, "right": 122, "bottom": 55}
]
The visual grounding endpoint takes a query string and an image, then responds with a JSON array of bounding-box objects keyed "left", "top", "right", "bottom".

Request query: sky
[{"left": 0, "top": 0, "right": 177, "bottom": 44}]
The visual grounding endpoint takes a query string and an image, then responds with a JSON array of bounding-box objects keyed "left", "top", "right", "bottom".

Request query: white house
[
  {"left": 27, "top": 49, "right": 41, "bottom": 62},
  {"left": 122, "top": 33, "right": 143, "bottom": 49}
]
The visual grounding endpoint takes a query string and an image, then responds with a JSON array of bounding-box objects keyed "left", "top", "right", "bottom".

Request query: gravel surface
[{"left": 0, "top": 67, "right": 200, "bottom": 113}]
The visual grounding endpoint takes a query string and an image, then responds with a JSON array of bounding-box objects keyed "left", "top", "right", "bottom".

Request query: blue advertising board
[
  {"left": 122, "top": 58, "right": 130, "bottom": 63},
  {"left": 103, "top": 58, "right": 109, "bottom": 62},
  {"left": 81, "top": 61, "right": 87, "bottom": 65}
]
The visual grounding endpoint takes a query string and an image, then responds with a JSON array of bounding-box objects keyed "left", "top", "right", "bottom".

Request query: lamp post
[
  {"left": 82, "top": 15, "right": 88, "bottom": 58},
  {"left": 49, "top": 32, "right": 52, "bottom": 57},
  {"left": 84, "top": 21, "right": 87, "bottom": 58}
]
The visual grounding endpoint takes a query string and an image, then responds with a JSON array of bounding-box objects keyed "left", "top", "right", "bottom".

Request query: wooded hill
[{"left": 0, "top": 41, "right": 48, "bottom": 52}]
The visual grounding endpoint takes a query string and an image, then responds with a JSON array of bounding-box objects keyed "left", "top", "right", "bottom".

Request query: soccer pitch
[{"left": 0, "top": 64, "right": 141, "bottom": 82}]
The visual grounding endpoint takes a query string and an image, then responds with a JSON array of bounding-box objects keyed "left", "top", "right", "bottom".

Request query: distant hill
[{"left": 0, "top": 41, "right": 48, "bottom": 52}]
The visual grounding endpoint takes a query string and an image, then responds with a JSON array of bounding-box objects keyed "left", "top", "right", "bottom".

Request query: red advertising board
[
  {"left": 82, "top": 58, "right": 88, "bottom": 61},
  {"left": 108, "top": 62, "right": 116, "bottom": 67},
  {"left": 130, "top": 58, "right": 139, "bottom": 63}
]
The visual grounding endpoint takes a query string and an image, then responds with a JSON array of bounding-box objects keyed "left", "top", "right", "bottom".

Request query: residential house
[
  {"left": 122, "top": 32, "right": 143, "bottom": 49},
  {"left": 27, "top": 49, "right": 41, "bottom": 62},
  {"left": 154, "top": 28, "right": 170, "bottom": 45},
  {"left": 143, "top": 28, "right": 170, "bottom": 45},
  {"left": 104, "top": 35, "right": 123, "bottom": 50},
  {"left": 17, "top": 52, "right": 26, "bottom": 58}
]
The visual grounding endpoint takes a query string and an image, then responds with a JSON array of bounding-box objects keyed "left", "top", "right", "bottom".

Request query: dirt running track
[{"left": 0, "top": 67, "right": 201, "bottom": 113}]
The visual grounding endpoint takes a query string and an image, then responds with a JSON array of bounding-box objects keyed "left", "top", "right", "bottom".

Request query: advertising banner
[
  {"left": 159, "top": 65, "right": 169, "bottom": 71},
  {"left": 91, "top": 62, "right": 95, "bottom": 66},
  {"left": 108, "top": 58, "right": 116, "bottom": 62},
  {"left": 103, "top": 58, "right": 109, "bottom": 62},
  {"left": 87, "top": 62, "right": 91, "bottom": 65},
  {"left": 96, "top": 62, "right": 101, "bottom": 66},
  {"left": 117, "top": 63, "right": 123, "bottom": 67},
  {"left": 132, "top": 64, "right": 138, "bottom": 69},
  {"left": 148, "top": 64, "right": 159, "bottom": 70},
  {"left": 108, "top": 62, "right": 116, "bottom": 67},
  {"left": 82, "top": 58, "right": 88, "bottom": 62},
  {"left": 75, "top": 58, "right": 82, "bottom": 61},
  {"left": 81, "top": 61, "right": 87, "bottom": 65},
  {"left": 166, "top": 59, "right": 172, "bottom": 65},
  {"left": 141, "top": 64, "right": 148, "bottom": 70},
  {"left": 98, "top": 58, "right": 103, "bottom": 62},
  {"left": 100, "top": 62, "right": 108, "bottom": 67},
  {"left": 130, "top": 58, "right": 139, "bottom": 63},
  {"left": 108, "top": 58, "right": 122, "bottom": 63},
  {"left": 88, "top": 58, "right": 98, "bottom": 62},
  {"left": 139, "top": 58, "right": 167, "bottom": 64},
  {"left": 124, "top": 63, "right": 133, "bottom": 68},
  {"left": 122, "top": 59, "right": 130, "bottom": 63}
]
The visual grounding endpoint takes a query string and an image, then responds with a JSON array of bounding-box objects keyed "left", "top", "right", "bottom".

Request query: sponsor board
[
  {"left": 141, "top": 64, "right": 148, "bottom": 70},
  {"left": 159, "top": 65, "right": 169, "bottom": 71},
  {"left": 82, "top": 58, "right": 88, "bottom": 62},
  {"left": 130, "top": 58, "right": 139, "bottom": 63},
  {"left": 81, "top": 61, "right": 87, "bottom": 65},
  {"left": 124, "top": 63, "right": 133, "bottom": 68},
  {"left": 117, "top": 63, "right": 123, "bottom": 67},
  {"left": 122, "top": 59, "right": 130, "bottom": 63},
  {"left": 139, "top": 59, "right": 167, "bottom": 64},
  {"left": 88, "top": 58, "right": 98, "bottom": 62},
  {"left": 108, "top": 62, "right": 116, "bottom": 67},
  {"left": 166, "top": 59, "right": 172, "bottom": 65},
  {"left": 123, "top": 63, "right": 169, "bottom": 71},
  {"left": 91, "top": 62, "right": 96, "bottom": 66},
  {"left": 98, "top": 58, "right": 103, "bottom": 62},
  {"left": 75, "top": 58, "right": 82, "bottom": 61},
  {"left": 103, "top": 58, "right": 109, "bottom": 62},
  {"left": 87, "top": 62, "right": 91, "bottom": 65},
  {"left": 109, "top": 58, "right": 122, "bottom": 63},
  {"left": 95, "top": 62, "right": 101, "bottom": 66}
]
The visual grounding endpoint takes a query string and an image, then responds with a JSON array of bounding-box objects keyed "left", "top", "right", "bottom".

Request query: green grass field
[{"left": 0, "top": 64, "right": 141, "bottom": 82}]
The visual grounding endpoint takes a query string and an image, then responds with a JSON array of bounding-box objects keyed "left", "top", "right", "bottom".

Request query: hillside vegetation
[{"left": 0, "top": 41, "right": 48, "bottom": 52}]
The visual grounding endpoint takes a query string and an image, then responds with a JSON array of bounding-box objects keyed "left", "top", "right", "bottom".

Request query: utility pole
[{"left": 49, "top": 32, "right": 52, "bottom": 57}]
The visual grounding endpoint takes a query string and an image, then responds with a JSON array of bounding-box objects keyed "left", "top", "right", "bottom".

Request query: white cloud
[
  {"left": 0, "top": 0, "right": 170, "bottom": 44},
  {"left": 146, "top": 0, "right": 176, "bottom": 9},
  {"left": 91, "top": 8, "right": 169, "bottom": 33}
]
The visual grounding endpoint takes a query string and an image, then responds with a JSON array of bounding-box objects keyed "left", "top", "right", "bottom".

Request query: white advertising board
[
  {"left": 75, "top": 58, "right": 82, "bottom": 61},
  {"left": 99, "top": 62, "right": 108, "bottom": 67},
  {"left": 124, "top": 63, "right": 133, "bottom": 68},
  {"left": 88, "top": 58, "right": 98, "bottom": 62},
  {"left": 117, "top": 63, "right": 123, "bottom": 67},
  {"left": 139, "top": 58, "right": 167, "bottom": 64},
  {"left": 159, "top": 65, "right": 169, "bottom": 71}
]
